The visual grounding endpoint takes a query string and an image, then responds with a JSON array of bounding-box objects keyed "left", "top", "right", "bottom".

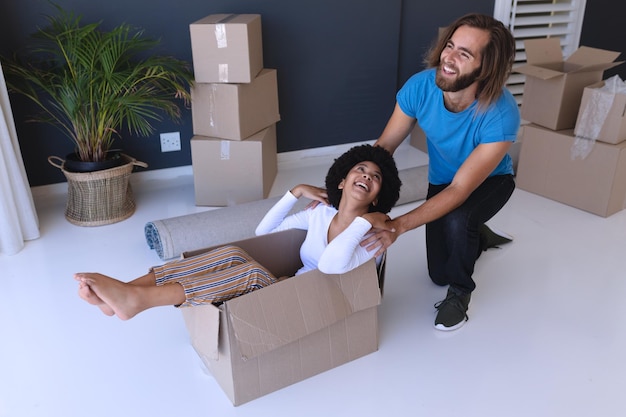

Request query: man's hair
[
  {"left": 325, "top": 144, "right": 401, "bottom": 214},
  {"left": 424, "top": 13, "right": 515, "bottom": 110}
]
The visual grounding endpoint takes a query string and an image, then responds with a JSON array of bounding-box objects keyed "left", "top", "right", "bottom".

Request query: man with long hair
[{"left": 367, "top": 13, "right": 519, "bottom": 331}]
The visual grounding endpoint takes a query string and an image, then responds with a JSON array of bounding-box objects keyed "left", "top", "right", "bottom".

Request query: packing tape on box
[
  {"left": 215, "top": 24, "right": 228, "bottom": 48},
  {"left": 214, "top": 14, "right": 238, "bottom": 48},
  {"left": 218, "top": 63, "right": 229, "bottom": 83},
  {"left": 220, "top": 140, "right": 230, "bottom": 160},
  {"left": 213, "top": 15, "right": 239, "bottom": 81},
  {"left": 572, "top": 75, "right": 626, "bottom": 159},
  {"left": 208, "top": 84, "right": 217, "bottom": 128}
]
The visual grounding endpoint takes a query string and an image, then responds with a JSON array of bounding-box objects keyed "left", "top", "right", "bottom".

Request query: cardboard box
[
  {"left": 181, "top": 229, "right": 383, "bottom": 406},
  {"left": 189, "top": 14, "right": 263, "bottom": 83},
  {"left": 191, "top": 124, "right": 278, "bottom": 206},
  {"left": 409, "top": 122, "right": 427, "bottom": 153},
  {"left": 191, "top": 68, "right": 280, "bottom": 140},
  {"left": 516, "top": 124, "right": 626, "bottom": 217},
  {"left": 574, "top": 80, "right": 626, "bottom": 145},
  {"left": 515, "top": 38, "right": 622, "bottom": 130}
]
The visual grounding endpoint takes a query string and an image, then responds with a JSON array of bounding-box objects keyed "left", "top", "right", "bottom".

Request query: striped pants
[{"left": 151, "top": 245, "right": 277, "bottom": 307}]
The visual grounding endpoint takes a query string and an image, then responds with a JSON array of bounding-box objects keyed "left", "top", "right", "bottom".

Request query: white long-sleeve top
[{"left": 255, "top": 190, "right": 382, "bottom": 275}]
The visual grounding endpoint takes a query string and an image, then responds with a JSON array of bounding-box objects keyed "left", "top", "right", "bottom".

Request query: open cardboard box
[
  {"left": 181, "top": 229, "right": 385, "bottom": 405},
  {"left": 515, "top": 38, "right": 623, "bottom": 130}
]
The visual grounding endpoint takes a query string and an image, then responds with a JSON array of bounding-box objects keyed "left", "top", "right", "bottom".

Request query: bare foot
[
  {"left": 76, "top": 278, "right": 115, "bottom": 316},
  {"left": 75, "top": 273, "right": 143, "bottom": 320}
]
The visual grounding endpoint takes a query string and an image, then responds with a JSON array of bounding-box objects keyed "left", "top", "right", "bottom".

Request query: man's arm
[
  {"left": 374, "top": 103, "right": 417, "bottom": 153},
  {"left": 364, "top": 140, "right": 513, "bottom": 255}
]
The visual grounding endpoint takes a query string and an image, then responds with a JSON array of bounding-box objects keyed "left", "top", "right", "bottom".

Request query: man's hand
[{"left": 361, "top": 217, "right": 399, "bottom": 257}]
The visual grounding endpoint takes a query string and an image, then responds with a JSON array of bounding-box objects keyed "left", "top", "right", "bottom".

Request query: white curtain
[{"left": 0, "top": 62, "right": 39, "bottom": 255}]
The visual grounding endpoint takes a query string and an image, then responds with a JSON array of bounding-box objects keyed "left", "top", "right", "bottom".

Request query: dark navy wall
[
  {"left": 2, "top": 0, "right": 491, "bottom": 186},
  {"left": 580, "top": 0, "right": 625, "bottom": 80}
]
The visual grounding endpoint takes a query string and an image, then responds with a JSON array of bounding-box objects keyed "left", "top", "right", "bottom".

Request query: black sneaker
[
  {"left": 480, "top": 224, "right": 513, "bottom": 251},
  {"left": 434, "top": 288, "right": 471, "bottom": 331}
]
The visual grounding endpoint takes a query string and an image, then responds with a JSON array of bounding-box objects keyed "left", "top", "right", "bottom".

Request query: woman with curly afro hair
[
  {"left": 254, "top": 143, "right": 401, "bottom": 274},
  {"left": 75, "top": 144, "right": 401, "bottom": 320},
  {"left": 325, "top": 144, "right": 402, "bottom": 215}
]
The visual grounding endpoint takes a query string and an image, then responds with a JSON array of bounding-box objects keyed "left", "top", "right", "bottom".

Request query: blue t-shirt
[{"left": 397, "top": 68, "right": 520, "bottom": 185}]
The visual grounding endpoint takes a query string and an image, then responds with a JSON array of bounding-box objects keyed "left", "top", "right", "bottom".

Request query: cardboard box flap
[
  {"left": 566, "top": 46, "right": 621, "bottom": 67},
  {"left": 225, "top": 259, "right": 381, "bottom": 360},
  {"left": 524, "top": 38, "right": 563, "bottom": 65},
  {"left": 569, "top": 61, "right": 624, "bottom": 74},
  {"left": 181, "top": 303, "right": 221, "bottom": 361},
  {"left": 514, "top": 63, "right": 564, "bottom": 80},
  {"left": 184, "top": 229, "right": 306, "bottom": 279},
  {"left": 518, "top": 39, "right": 623, "bottom": 78}
]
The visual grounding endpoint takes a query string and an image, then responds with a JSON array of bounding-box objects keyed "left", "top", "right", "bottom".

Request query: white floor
[{"left": 2, "top": 143, "right": 626, "bottom": 417}]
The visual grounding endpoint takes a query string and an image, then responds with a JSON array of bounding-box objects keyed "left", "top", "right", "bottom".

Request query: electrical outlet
[{"left": 160, "top": 131, "right": 181, "bottom": 152}]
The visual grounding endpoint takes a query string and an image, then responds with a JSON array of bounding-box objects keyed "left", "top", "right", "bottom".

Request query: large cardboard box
[
  {"left": 189, "top": 14, "right": 263, "bottom": 83},
  {"left": 574, "top": 80, "right": 626, "bottom": 145},
  {"left": 516, "top": 124, "right": 626, "bottom": 217},
  {"left": 515, "top": 38, "right": 622, "bottom": 130},
  {"left": 191, "top": 124, "right": 277, "bottom": 206},
  {"left": 181, "top": 229, "right": 382, "bottom": 406},
  {"left": 191, "top": 68, "right": 280, "bottom": 140}
]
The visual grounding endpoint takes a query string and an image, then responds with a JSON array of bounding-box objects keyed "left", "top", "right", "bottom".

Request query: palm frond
[{"left": 1, "top": 4, "right": 193, "bottom": 162}]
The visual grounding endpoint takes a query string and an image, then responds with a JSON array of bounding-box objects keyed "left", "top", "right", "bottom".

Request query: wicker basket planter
[{"left": 49, "top": 154, "right": 148, "bottom": 226}]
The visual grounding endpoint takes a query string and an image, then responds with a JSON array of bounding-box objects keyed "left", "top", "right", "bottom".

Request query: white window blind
[{"left": 493, "top": 0, "right": 587, "bottom": 105}]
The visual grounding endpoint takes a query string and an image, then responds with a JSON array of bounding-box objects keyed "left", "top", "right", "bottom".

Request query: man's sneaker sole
[{"left": 434, "top": 319, "right": 467, "bottom": 331}]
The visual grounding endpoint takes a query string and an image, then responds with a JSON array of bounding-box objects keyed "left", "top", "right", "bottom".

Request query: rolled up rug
[{"left": 145, "top": 165, "right": 429, "bottom": 260}]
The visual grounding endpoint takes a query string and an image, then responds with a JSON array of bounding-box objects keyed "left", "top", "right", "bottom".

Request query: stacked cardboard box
[
  {"left": 514, "top": 38, "right": 626, "bottom": 217},
  {"left": 575, "top": 78, "right": 626, "bottom": 145},
  {"left": 189, "top": 14, "right": 281, "bottom": 206}
]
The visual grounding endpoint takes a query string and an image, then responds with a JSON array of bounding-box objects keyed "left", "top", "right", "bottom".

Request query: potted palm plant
[{"left": 2, "top": 4, "right": 194, "bottom": 226}]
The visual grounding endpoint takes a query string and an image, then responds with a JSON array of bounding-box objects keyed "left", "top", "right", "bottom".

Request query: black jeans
[{"left": 425, "top": 174, "right": 515, "bottom": 294}]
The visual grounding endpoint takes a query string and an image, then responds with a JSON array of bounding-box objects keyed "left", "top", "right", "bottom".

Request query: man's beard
[{"left": 435, "top": 64, "right": 482, "bottom": 92}]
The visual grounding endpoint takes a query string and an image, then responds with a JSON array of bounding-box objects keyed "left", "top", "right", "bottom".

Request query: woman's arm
[
  {"left": 255, "top": 185, "right": 329, "bottom": 235},
  {"left": 317, "top": 216, "right": 383, "bottom": 274},
  {"left": 374, "top": 103, "right": 417, "bottom": 153}
]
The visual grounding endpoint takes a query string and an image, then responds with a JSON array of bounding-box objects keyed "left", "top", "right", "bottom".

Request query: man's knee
[
  {"left": 443, "top": 210, "right": 471, "bottom": 235},
  {"left": 428, "top": 268, "right": 448, "bottom": 286}
]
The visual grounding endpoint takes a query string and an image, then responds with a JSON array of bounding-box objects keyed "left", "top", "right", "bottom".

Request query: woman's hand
[{"left": 291, "top": 184, "right": 329, "bottom": 207}]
